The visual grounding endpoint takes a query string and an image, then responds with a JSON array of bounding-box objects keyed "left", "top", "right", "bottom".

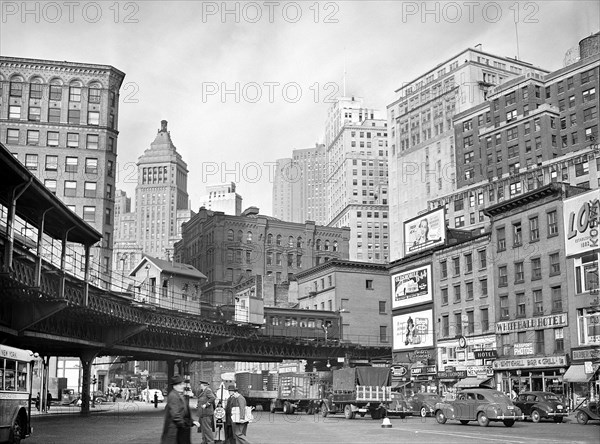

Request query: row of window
[
  {"left": 440, "top": 308, "right": 488, "bottom": 337},
  {"left": 42, "top": 179, "right": 113, "bottom": 200},
  {"left": 440, "top": 249, "right": 487, "bottom": 278},
  {"left": 6, "top": 128, "right": 114, "bottom": 151},
  {"left": 20, "top": 153, "right": 113, "bottom": 177},
  {"left": 7, "top": 106, "right": 113, "bottom": 127},
  {"left": 497, "top": 211, "right": 558, "bottom": 251},
  {"left": 497, "top": 253, "right": 561, "bottom": 286},
  {"left": 499, "top": 286, "right": 563, "bottom": 319},
  {"left": 8, "top": 80, "right": 114, "bottom": 105},
  {"left": 498, "top": 328, "right": 564, "bottom": 356},
  {"left": 441, "top": 279, "right": 488, "bottom": 304}
]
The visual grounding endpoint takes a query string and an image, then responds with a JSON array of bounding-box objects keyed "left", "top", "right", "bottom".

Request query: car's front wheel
[
  {"left": 576, "top": 411, "right": 589, "bottom": 425},
  {"left": 420, "top": 407, "right": 427, "bottom": 417},
  {"left": 531, "top": 409, "right": 541, "bottom": 423},
  {"left": 435, "top": 410, "right": 447, "bottom": 424},
  {"left": 503, "top": 419, "right": 515, "bottom": 427},
  {"left": 477, "top": 411, "right": 490, "bottom": 427}
]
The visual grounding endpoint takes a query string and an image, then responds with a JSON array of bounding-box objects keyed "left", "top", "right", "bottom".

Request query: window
[
  {"left": 529, "top": 217, "right": 539, "bottom": 241},
  {"left": 379, "top": 301, "right": 386, "bottom": 314},
  {"left": 28, "top": 106, "right": 41, "bottom": 121},
  {"left": 549, "top": 253, "right": 560, "bottom": 275},
  {"left": 453, "top": 257, "right": 460, "bottom": 276},
  {"left": 89, "top": 88, "right": 101, "bottom": 103},
  {"left": 466, "top": 282, "right": 474, "bottom": 300},
  {"left": 83, "top": 206, "right": 96, "bottom": 222},
  {"left": 481, "top": 308, "right": 489, "bottom": 331},
  {"left": 69, "top": 86, "right": 81, "bottom": 102},
  {"left": 84, "top": 182, "right": 96, "bottom": 198},
  {"left": 497, "top": 227, "right": 506, "bottom": 251},
  {"left": 9, "top": 105, "right": 21, "bottom": 119},
  {"left": 10, "top": 80, "right": 23, "bottom": 97},
  {"left": 554, "top": 328, "right": 564, "bottom": 353},
  {"left": 454, "top": 284, "right": 461, "bottom": 302},
  {"left": 582, "top": 87, "right": 596, "bottom": 102},
  {"left": 266, "top": 251, "right": 272, "bottom": 265},
  {"left": 442, "top": 315, "right": 449, "bottom": 337},
  {"left": 105, "top": 208, "right": 112, "bottom": 225},
  {"left": 533, "top": 289, "right": 543, "bottom": 315},
  {"left": 49, "top": 84, "right": 62, "bottom": 101},
  {"left": 25, "top": 154, "right": 38, "bottom": 170},
  {"left": 513, "top": 222, "right": 522, "bottom": 246},
  {"left": 25, "top": 130, "right": 40, "bottom": 146},
  {"left": 478, "top": 250, "right": 487, "bottom": 269},
  {"left": 366, "top": 279, "right": 373, "bottom": 290},
  {"left": 547, "top": 211, "right": 558, "bottom": 236},
  {"left": 499, "top": 265, "right": 508, "bottom": 286},
  {"left": 88, "top": 111, "right": 100, "bottom": 125},
  {"left": 67, "top": 133, "right": 79, "bottom": 148},
  {"left": 85, "top": 158, "right": 98, "bottom": 174},
  {"left": 65, "top": 156, "right": 78, "bottom": 173},
  {"left": 47, "top": 131, "right": 59, "bottom": 147},
  {"left": 276, "top": 253, "right": 282, "bottom": 266},
  {"left": 380, "top": 326, "right": 388, "bottom": 343},
  {"left": 44, "top": 179, "right": 57, "bottom": 193},
  {"left": 516, "top": 293, "right": 526, "bottom": 317},
  {"left": 6, "top": 129, "right": 19, "bottom": 144},
  {"left": 454, "top": 198, "right": 464, "bottom": 211},
  {"left": 86, "top": 134, "right": 99, "bottom": 150},
  {"left": 454, "top": 215, "right": 465, "bottom": 228},
  {"left": 107, "top": 160, "right": 114, "bottom": 177},
  {"left": 575, "top": 254, "right": 600, "bottom": 294},
  {"left": 455, "top": 313, "right": 462, "bottom": 335},
  {"left": 531, "top": 257, "right": 542, "bottom": 280},
  {"left": 500, "top": 295, "right": 509, "bottom": 318},
  {"left": 465, "top": 253, "right": 472, "bottom": 273},
  {"left": 480, "top": 278, "right": 488, "bottom": 297},
  {"left": 534, "top": 330, "right": 544, "bottom": 354},
  {"left": 551, "top": 286, "right": 562, "bottom": 312},
  {"left": 64, "top": 180, "right": 77, "bottom": 197},
  {"left": 466, "top": 310, "right": 474, "bottom": 334},
  {"left": 441, "top": 288, "right": 448, "bottom": 305},
  {"left": 575, "top": 160, "right": 589, "bottom": 177},
  {"left": 577, "top": 308, "right": 600, "bottom": 345},
  {"left": 515, "top": 262, "right": 524, "bottom": 283},
  {"left": 48, "top": 107, "right": 61, "bottom": 123},
  {"left": 45, "top": 155, "right": 58, "bottom": 171}
]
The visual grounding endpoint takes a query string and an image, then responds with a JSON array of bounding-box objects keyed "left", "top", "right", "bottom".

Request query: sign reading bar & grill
[
  {"left": 492, "top": 355, "right": 567, "bottom": 370},
  {"left": 496, "top": 313, "right": 567, "bottom": 333}
]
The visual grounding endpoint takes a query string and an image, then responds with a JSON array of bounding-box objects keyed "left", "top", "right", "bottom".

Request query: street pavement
[{"left": 27, "top": 401, "right": 600, "bottom": 444}]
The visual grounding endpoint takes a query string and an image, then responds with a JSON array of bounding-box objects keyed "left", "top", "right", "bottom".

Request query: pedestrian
[
  {"left": 46, "top": 390, "right": 52, "bottom": 411},
  {"left": 196, "top": 380, "right": 216, "bottom": 444},
  {"left": 154, "top": 391, "right": 159, "bottom": 408},
  {"left": 224, "top": 385, "right": 251, "bottom": 444},
  {"left": 35, "top": 392, "right": 40, "bottom": 411},
  {"left": 161, "top": 375, "right": 194, "bottom": 444}
]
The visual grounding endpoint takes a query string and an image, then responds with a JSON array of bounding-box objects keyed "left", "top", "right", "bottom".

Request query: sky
[{"left": 2, "top": 1, "right": 599, "bottom": 216}]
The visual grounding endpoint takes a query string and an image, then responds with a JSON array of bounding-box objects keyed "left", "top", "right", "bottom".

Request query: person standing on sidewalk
[
  {"left": 196, "top": 380, "right": 216, "bottom": 444},
  {"left": 225, "top": 385, "right": 251, "bottom": 444},
  {"left": 161, "top": 375, "right": 194, "bottom": 444}
]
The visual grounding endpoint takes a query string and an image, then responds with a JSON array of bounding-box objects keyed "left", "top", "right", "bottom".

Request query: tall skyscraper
[
  {"left": 0, "top": 56, "right": 125, "bottom": 283},
  {"left": 198, "top": 182, "right": 242, "bottom": 216},
  {"left": 135, "top": 120, "right": 192, "bottom": 259},
  {"left": 272, "top": 158, "right": 294, "bottom": 221},
  {"left": 387, "top": 48, "right": 549, "bottom": 261},
  {"left": 325, "top": 97, "right": 390, "bottom": 263}
]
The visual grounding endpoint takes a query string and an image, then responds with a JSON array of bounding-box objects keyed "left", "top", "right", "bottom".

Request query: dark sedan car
[
  {"left": 513, "top": 391, "right": 568, "bottom": 423},
  {"left": 408, "top": 393, "right": 443, "bottom": 417}
]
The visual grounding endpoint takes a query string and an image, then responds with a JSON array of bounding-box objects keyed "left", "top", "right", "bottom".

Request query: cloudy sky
[{"left": 2, "top": 1, "right": 599, "bottom": 216}]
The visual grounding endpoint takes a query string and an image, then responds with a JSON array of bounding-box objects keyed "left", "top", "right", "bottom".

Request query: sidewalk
[{"left": 31, "top": 400, "right": 164, "bottom": 416}]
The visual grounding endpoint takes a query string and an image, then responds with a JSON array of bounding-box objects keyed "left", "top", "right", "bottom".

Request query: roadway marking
[{"left": 406, "top": 428, "right": 577, "bottom": 444}]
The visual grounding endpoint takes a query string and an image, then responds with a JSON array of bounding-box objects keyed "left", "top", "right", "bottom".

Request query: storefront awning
[
  {"left": 391, "top": 381, "right": 411, "bottom": 390},
  {"left": 563, "top": 364, "right": 596, "bottom": 383},
  {"left": 454, "top": 377, "right": 494, "bottom": 389}
]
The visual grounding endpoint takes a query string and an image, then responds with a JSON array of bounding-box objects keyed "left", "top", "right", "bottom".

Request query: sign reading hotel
[
  {"left": 392, "top": 264, "right": 432, "bottom": 309},
  {"left": 392, "top": 309, "right": 434, "bottom": 351},
  {"left": 563, "top": 191, "right": 600, "bottom": 257},
  {"left": 404, "top": 207, "right": 446, "bottom": 256},
  {"left": 492, "top": 355, "right": 567, "bottom": 370},
  {"left": 496, "top": 313, "right": 567, "bottom": 334}
]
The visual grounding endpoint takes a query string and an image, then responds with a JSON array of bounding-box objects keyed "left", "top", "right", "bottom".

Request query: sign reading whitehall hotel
[{"left": 496, "top": 313, "right": 567, "bottom": 333}]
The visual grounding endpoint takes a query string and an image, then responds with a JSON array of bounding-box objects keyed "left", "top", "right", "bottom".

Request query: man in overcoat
[
  {"left": 224, "top": 385, "right": 251, "bottom": 444},
  {"left": 161, "top": 375, "right": 193, "bottom": 444},
  {"left": 196, "top": 380, "right": 216, "bottom": 444}
]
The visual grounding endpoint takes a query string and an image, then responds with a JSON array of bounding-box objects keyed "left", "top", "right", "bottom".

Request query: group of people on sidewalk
[{"left": 160, "top": 375, "right": 252, "bottom": 444}]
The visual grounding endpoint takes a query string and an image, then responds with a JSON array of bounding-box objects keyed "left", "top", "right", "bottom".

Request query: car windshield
[
  {"left": 544, "top": 394, "right": 560, "bottom": 401},
  {"left": 423, "top": 394, "right": 442, "bottom": 401},
  {"left": 489, "top": 391, "right": 511, "bottom": 401}
]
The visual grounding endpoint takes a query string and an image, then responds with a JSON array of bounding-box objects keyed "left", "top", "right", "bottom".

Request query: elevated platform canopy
[{"left": 0, "top": 142, "right": 101, "bottom": 246}]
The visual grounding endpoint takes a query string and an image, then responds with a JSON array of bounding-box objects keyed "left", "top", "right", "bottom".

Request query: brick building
[
  {"left": 0, "top": 56, "right": 125, "bottom": 283},
  {"left": 295, "top": 260, "right": 391, "bottom": 347},
  {"left": 174, "top": 206, "right": 350, "bottom": 305}
]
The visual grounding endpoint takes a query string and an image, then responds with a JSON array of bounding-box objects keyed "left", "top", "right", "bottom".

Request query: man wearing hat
[
  {"left": 161, "top": 375, "right": 194, "bottom": 444},
  {"left": 196, "top": 380, "right": 216, "bottom": 444},
  {"left": 224, "top": 385, "right": 251, "bottom": 444}
]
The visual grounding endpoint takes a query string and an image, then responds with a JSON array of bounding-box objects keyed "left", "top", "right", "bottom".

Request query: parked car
[
  {"left": 141, "top": 388, "right": 164, "bottom": 403},
  {"left": 92, "top": 390, "right": 108, "bottom": 405},
  {"left": 408, "top": 393, "right": 443, "bottom": 417},
  {"left": 60, "top": 388, "right": 80, "bottom": 405},
  {"left": 513, "top": 391, "right": 568, "bottom": 423},
  {"left": 575, "top": 400, "right": 600, "bottom": 425},
  {"left": 435, "top": 388, "right": 523, "bottom": 427},
  {"left": 387, "top": 392, "right": 411, "bottom": 418}
]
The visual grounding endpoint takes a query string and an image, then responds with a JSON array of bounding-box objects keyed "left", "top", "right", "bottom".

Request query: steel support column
[
  {"left": 79, "top": 350, "right": 98, "bottom": 415},
  {"left": 3, "top": 178, "right": 32, "bottom": 272},
  {"left": 34, "top": 208, "right": 53, "bottom": 287}
]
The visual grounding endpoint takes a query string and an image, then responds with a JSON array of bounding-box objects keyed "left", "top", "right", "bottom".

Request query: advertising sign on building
[
  {"left": 392, "top": 309, "right": 434, "bottom": 351},
  {"left": 466, "top": 366, "right": 494, "bottom": 377},
  {"left": 391, "top": 264, "right": 432, "bottom": 309},
  {"left": 474, "top": 350, "right": 498, "bottom": 360},
  {"left": 403, "top": 207, "right": 446, "bottom": 256},
  {"left": 496, "top": 313, "right": 567, "bottom": 333},
  {"left": 563, "top": 190, "right": 600, "bottom": 257},
  {"left": 492, "top": 355, "right": 567, "bottom": 370},
  {"left": 513, "top": 343, "right": 534, "bottom": 356}
]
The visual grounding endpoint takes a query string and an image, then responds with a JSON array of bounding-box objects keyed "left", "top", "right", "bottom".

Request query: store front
[
  {"left": 392, "top": 348, "right": 437, "bottom": 396},
  {"left": 492, "top": 355, "right": 568, "bottom": 398},
  {"left": 565, "top": 348, "right": 600, "bottom": 408}
]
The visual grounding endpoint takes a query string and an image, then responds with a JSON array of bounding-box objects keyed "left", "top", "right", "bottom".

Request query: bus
[{"left": 0, "top": 344, "right": 38, "bottom": 444}]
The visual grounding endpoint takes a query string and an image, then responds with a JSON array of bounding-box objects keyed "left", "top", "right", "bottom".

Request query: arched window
[
  {"left": 316, "top": 239, "right": 322, "bottom": 251},
  {"left": 237, "top": 230, "right": 243, "bottom": 241},
  {"left": 324, "top": 240, "right": 330, "bottom": 251},
  {"left": 297, "top": 237, "right": 303, "bottom": 248},
  {"left": 227, "top": 229, "right": 234, "bottom": 241},
  {"left": 288, "top": 236, "right": 294, "bottom": 247},
  {"left": 267, "top": 233, "right": 273, "bottom": 245},
  {"left": 276, "top": 235, "right": 282, "bottom": 246},
  {"left": 247, "top": 231, "right": 253, "bottom": 243},
  {"left": 333, "top": 241, "right": 338, "bottom": 252},
  {"left": 9, "top": 75, "right": 24, "bottom": 97}
]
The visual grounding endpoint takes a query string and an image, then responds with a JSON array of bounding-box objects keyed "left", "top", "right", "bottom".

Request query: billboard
[
  {"left": 391, "top": 264, "right": 432, "bottom": 309},
  {"left": 404, "top": 207, "right": 446, "bottom": 256},
  {"left": 563, "top": 190, "right": 600, "bottom": 257},
  {"left": 392, "top": 309, "right": 434, "bottom": 351}
]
